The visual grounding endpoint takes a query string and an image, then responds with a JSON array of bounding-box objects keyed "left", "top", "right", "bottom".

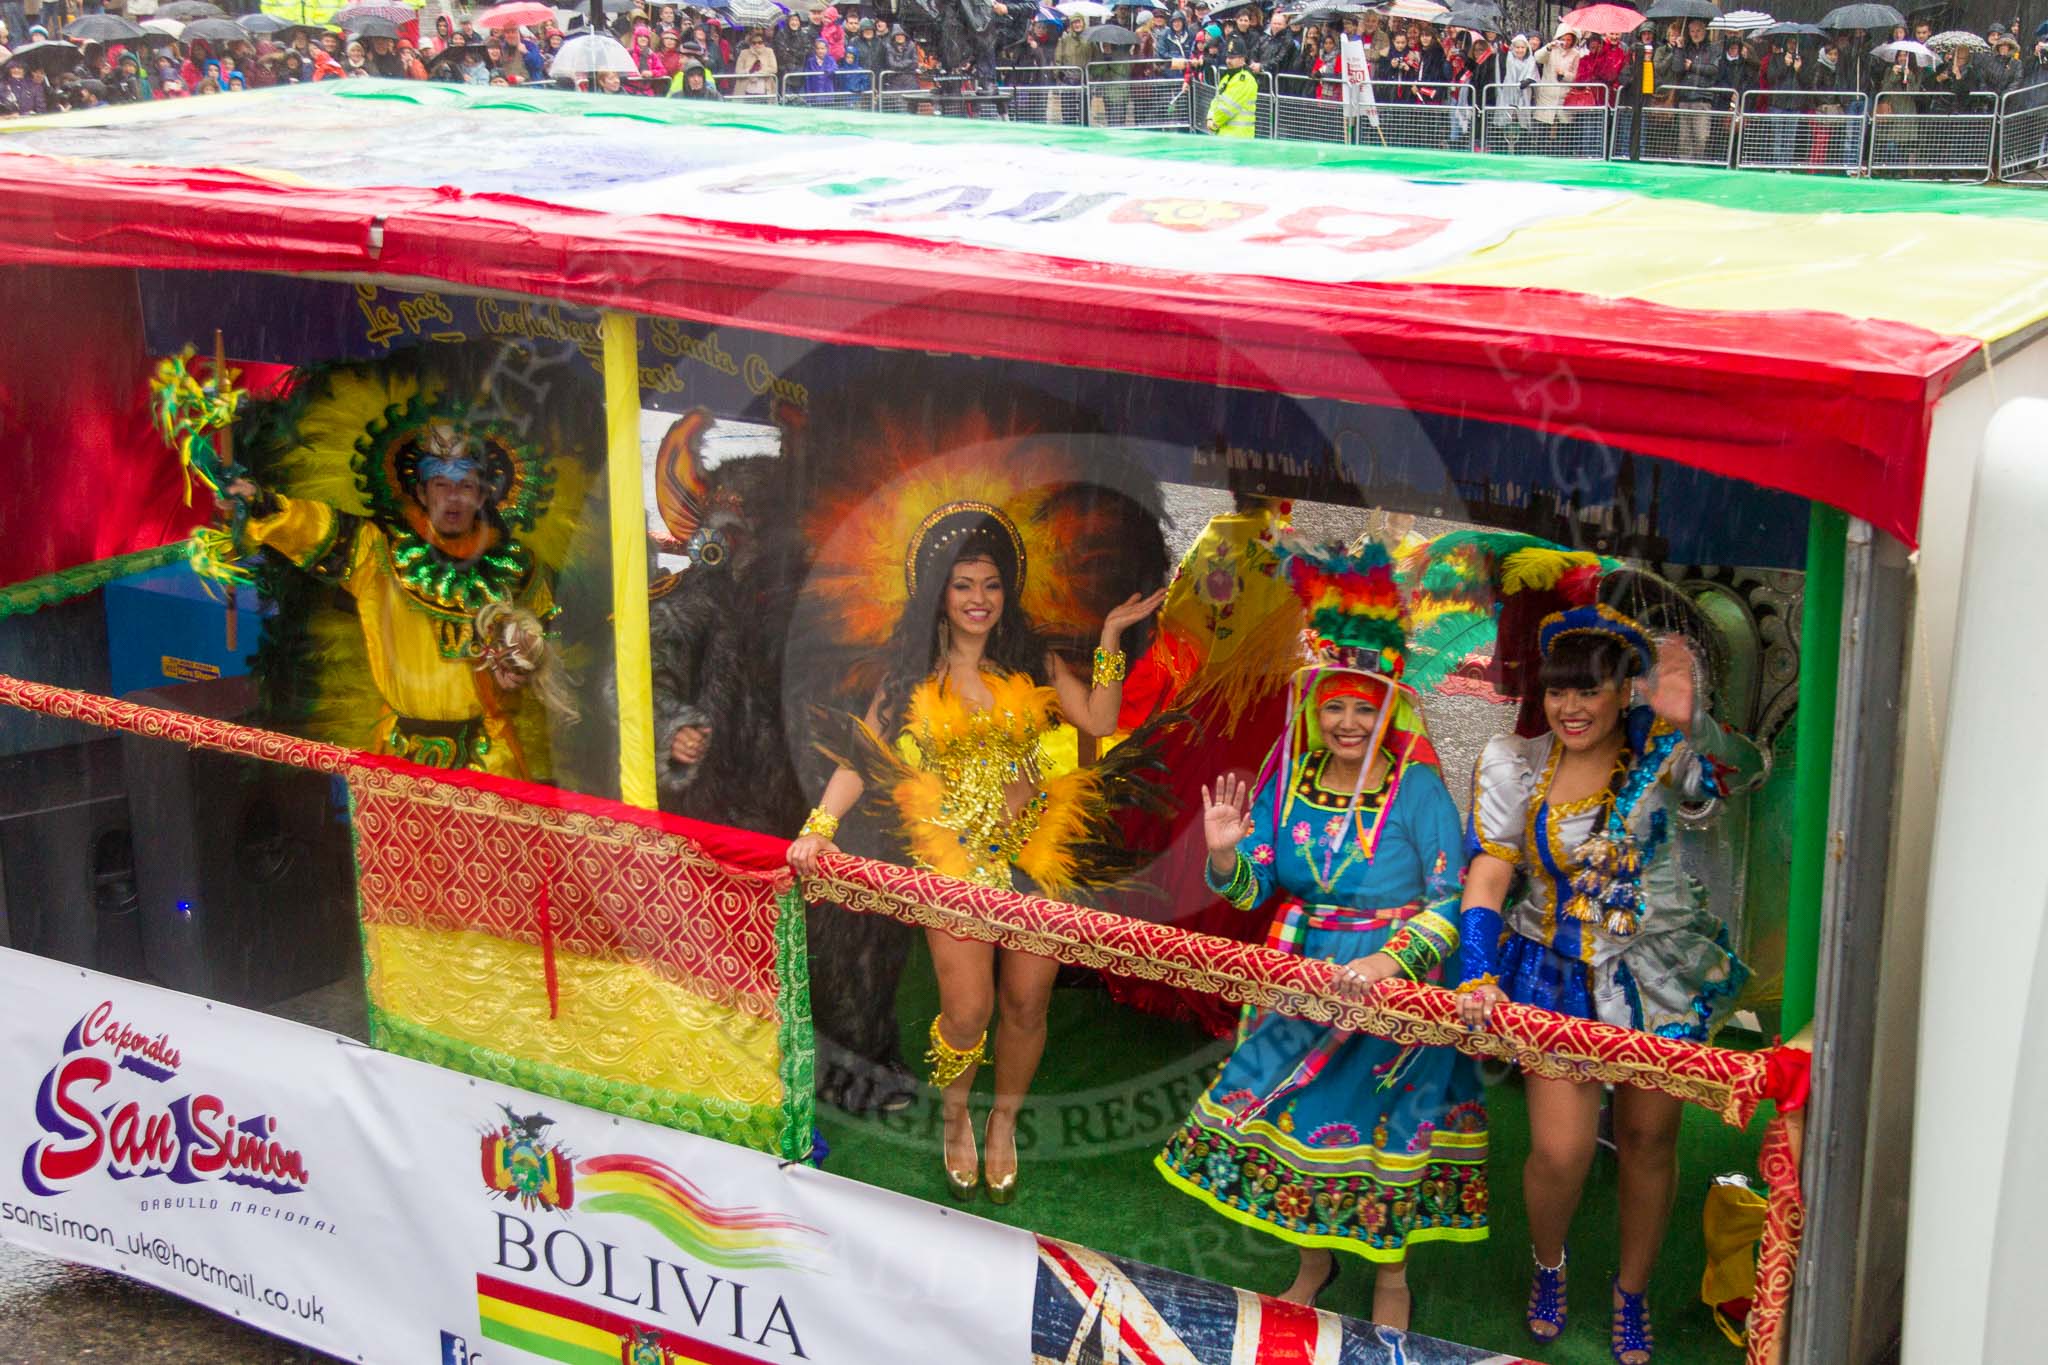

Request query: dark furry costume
[
  {"left": 640, "top": 418, "right": 920, "bottom": 1112},
  {"left": 648, "top": 453, "right": 808, "bottom": 836}
]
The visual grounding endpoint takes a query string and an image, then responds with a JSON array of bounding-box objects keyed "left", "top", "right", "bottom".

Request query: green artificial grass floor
[{"left": 816, "top": 941, "right": 1765, "bottom": 1365}]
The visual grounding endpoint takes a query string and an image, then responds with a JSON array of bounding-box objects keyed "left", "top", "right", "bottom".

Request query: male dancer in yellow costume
[{"left": 227, "top": 408, "right": 565, "bottom": 778}]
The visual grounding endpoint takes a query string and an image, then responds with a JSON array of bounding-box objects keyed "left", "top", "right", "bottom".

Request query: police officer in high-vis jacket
[{"left": 1208, "top": 36, "right": 1259, "bottom": 137}]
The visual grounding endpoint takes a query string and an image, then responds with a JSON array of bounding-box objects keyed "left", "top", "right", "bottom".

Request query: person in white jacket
[
  {"left": 1534, "top": 24, "right": 1580, "bottom": 128},
  {"left": 1496, "top": 32, "right": 1539, "bottom": 139}
]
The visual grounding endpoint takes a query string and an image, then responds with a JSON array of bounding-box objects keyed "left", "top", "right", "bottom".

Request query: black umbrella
[
  {"left": 240, "top": 14, "right": 296, "bottom": 33},
  {"left": 1643, "top": 0, "right": 1716, "bottom": 17},
  {"left": 1443, "top": 2, "right": 1503, "bottom": 29},
  {"left": 1084, "top": 21, "right": 1138, "bottom": 41},
  {"left": 428, "top": 41, "right": 490, "bottom": 66},
  {"left": 179, "top": 16, "right": 253, "bottom": 41},
  {"left": 132, "top": 27, "right": 187, "bottom": 46},
  {"left": 1819, "top": 2, "right": 1902, "bottom": 28},
  {"left": 1759, "top": 20, "right": 1826, "bottom": 35},
  {"left": 5, "top": 39, "right": 87, "bottom": 73},
  {"left": 347, "top": 16, "right": 406, "bottom": 37},
  {"left": 154, "top": 0, "right": 228, "bottom": 19},
  {"left": 63, "top": 14, "right": 151, "bottom": 42}
]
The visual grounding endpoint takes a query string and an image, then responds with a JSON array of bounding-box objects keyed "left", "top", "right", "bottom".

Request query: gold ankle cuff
[{"left": 924, "top": 1016, "right": 986, "bottom": 1089}]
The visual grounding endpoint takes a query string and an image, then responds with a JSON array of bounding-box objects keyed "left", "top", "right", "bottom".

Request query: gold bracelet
[
  {"left": 799, "top": 807, "right": 840, "bottom": 841},
  {"left": 1091, "top": 645, "right": 1127, "bottom": 688}
]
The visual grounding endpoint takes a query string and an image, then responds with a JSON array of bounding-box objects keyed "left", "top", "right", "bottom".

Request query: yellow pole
[{"left": 602, "top": 310, "right": 657, "bottom": 810}]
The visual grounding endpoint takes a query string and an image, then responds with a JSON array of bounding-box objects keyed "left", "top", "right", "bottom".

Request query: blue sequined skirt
[{"left": 1496, "top": 928, "right": 1747, "bottom": 1042}]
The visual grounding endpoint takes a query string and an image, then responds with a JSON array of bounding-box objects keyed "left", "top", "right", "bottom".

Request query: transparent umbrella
[{"left": 547, "top": 31, "right": 639, "bottom": 76}]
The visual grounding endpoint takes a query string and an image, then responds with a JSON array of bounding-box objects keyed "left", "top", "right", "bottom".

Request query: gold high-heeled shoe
[
  {"left": 943, "top": 1109, "right": 980, "bottom": 1202},
  {"left": 983, "top": 1111, "right": 1018, "bottom": 1206}
]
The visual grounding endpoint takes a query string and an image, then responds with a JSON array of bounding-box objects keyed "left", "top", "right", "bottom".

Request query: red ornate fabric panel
[{"left": 349, "top": 763, "right": 785, "bottom": 1011}]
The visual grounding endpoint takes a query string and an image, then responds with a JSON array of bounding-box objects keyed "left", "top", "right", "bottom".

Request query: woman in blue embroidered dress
[
  {"left": 1455, "top": 595, "right": 1764, "bottom": 1365},
  {"left": 1155, "top": 543, "right": 1487, "bottom": 1330}
]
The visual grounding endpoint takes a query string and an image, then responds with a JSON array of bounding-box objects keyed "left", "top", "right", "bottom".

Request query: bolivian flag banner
[
  {"left": 346, "top": 759, "right": 813, "bottom": 1159},
  {"left": 477, "top": 1275, "right": 780, "bottom": 1365}
]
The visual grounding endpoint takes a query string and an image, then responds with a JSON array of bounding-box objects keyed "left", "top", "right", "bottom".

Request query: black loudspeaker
[
  {"left": 122, "top": 676, "right": 358, "bottom": 1007},
  {"left": 0, "top": 739, "right": 140, "bottom": 977}
]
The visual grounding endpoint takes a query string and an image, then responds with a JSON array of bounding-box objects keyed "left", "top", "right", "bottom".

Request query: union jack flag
[{"left": 1032, "top": 1237, "right": 1535, "bottom": 1365}]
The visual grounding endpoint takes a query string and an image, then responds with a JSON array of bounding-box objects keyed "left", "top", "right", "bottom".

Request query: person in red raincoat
[{"left": 1572, "top": 29, "right": 1625, "bottom": 105}]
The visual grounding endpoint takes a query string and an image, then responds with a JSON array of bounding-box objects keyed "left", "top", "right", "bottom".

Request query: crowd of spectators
[{"left": 2, "top": 0, "right": 2045, "bottom": 123}]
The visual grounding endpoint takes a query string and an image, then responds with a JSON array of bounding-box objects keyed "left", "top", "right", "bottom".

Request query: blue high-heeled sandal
[
  {"left": 1526, "top": 1247, "right": 1567, "bottom": 1344},
  {"left": 1611, "top": 1277, "right": 1654, "bottom": 1364}
]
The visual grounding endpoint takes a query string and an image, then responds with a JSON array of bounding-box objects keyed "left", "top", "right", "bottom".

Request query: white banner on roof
[
  {"left": 565, "top": 138, "right": 1617, "bottom": 280},
  {"left": 0, "top": 949, "right": 1032, "bottom": 1365}
]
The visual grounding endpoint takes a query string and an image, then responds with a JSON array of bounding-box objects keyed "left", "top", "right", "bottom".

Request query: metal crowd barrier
[
  {"left": 1869, "top": 90, "right": 1996, "bottom": 182},
  {"left": 1478, "top": 82, "right": 1610, "bottom": 159},
  {"left": 995, "top": 65, "right": 1087, "bottom": 125},
  {"left": 875, "top": 74, "right": 1017, "bottom": 119},
  {"left": 1345, "top": 80, "right": 1479, "bottom": 152},
  {"left": 1086, "top": 59, "right": 1199, "bottom": 130},
  {"left": 1270, "top": 73, "right": 1348, "bottom": 144},
  {"left": 1997, "top": 81, "right": 2048, "bottom": 181},
  {"left": 713, "top": 71, "right": 779, "bottom": 104},
  {"left": 1735, "top": 89, "right": 1866, "bottom": 174},
  {"left": 780, "top": 70, "right": 872, "bottom": 111},
  {"left": 1609, "top": 87, "right": 1736, "bottom": 167},
  {"left": 715, "top": 61, "right": 2048, "bottom": 181}
]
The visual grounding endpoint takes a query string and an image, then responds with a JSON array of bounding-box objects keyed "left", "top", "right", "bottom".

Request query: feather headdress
[
  {"left": 1282, "top": 538, "right": 1407, "bottom": 679},
  {"left": 790, "top": 401, "right": 1167, "bottom": 707},
  {"left": 1252, "top": 537, "right": 1439, "bottom": 865}
]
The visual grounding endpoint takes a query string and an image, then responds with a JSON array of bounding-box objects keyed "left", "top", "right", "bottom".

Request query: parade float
[{"left": 0, "top": 81, "right": 2044, "bottom": 1365}]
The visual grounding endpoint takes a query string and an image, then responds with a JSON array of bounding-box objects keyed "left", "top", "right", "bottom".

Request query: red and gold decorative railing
[{"left": 0, "top": 673, "right": 1810, "bottom": 1365}]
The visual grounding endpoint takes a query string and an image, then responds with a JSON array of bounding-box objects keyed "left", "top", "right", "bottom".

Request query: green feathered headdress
[{"left": 1396, "top": 530, "right": 1621, "bottom": 696}]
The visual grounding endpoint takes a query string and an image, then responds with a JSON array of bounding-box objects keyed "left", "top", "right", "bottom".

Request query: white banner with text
[{"left": 0, "top": 949, "right": 1033, "bottom": 1365}]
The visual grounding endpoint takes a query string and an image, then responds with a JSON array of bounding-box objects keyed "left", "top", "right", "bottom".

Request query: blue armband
[{"left": 1456, "top": 905, "right": 1505, "bottom": 989}]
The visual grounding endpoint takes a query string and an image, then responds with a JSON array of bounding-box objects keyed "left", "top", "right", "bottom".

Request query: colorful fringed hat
[{"left": 1253, "top": 538, "right": 1439, "bottom": 862}]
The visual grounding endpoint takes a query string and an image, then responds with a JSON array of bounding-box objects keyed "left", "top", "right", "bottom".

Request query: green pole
[{"left": 1782, "top": 503, "right": 1846, "bottom": 1036}]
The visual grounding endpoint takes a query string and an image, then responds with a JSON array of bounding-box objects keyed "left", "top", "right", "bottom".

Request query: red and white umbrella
[
  {"left": 1559, "top": 3, "right": 1649, "bottom": 35},
  {"left": 476, "top": 1, "right": 557, "bottom": 27}
]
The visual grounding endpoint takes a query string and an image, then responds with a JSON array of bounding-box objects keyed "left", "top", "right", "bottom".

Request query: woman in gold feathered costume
[{"left": 785, "top": 431, "right": 1167, "bottom": 1205}]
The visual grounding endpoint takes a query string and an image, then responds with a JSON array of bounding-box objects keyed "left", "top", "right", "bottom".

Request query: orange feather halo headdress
[{"left": 798, "top": 410, "right": 1164, "bottom": 664}]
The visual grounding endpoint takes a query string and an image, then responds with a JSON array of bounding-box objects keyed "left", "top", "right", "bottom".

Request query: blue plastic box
[{"left": 104, "top": 559, "right": 274, "bottom": 700}]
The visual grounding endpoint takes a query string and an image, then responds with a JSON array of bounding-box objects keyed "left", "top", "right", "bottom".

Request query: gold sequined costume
[{"left": 883, "top": 671, "right": 1099, "bottom": 894}]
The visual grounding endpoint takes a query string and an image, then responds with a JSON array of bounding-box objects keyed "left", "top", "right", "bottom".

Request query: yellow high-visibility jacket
[{"left": 1208, "top": 67, "right": 1258, "bottom": 137}]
